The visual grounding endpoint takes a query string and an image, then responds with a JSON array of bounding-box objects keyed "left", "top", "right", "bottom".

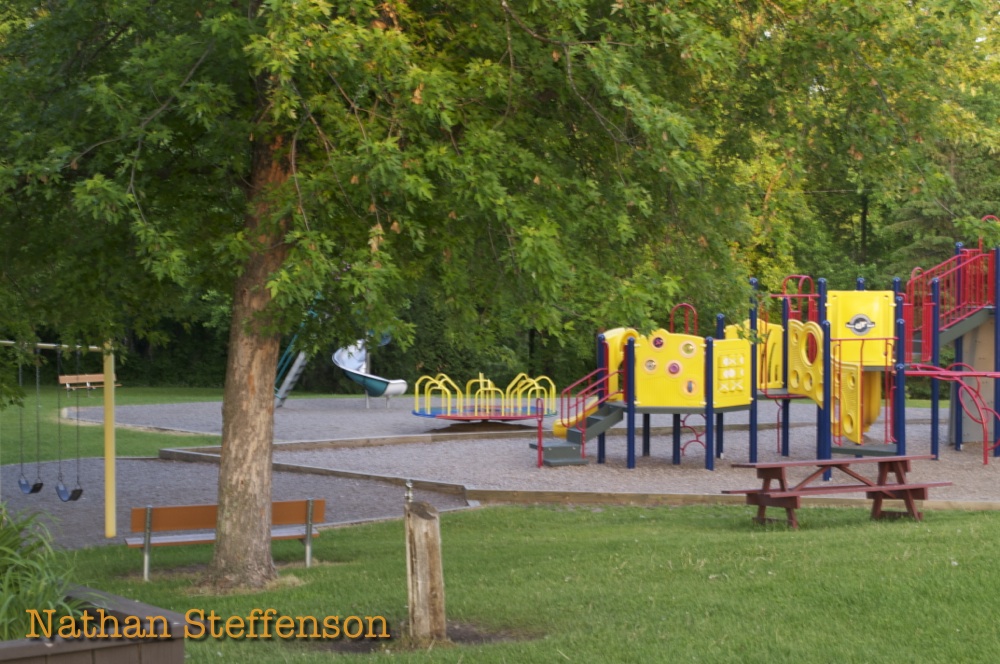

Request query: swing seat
[
  {"left": 56, "top": 481, "right": 83, "bottom": 502},
  {"left": 19, "top": 475, "right": 43, "bottom": 494}
]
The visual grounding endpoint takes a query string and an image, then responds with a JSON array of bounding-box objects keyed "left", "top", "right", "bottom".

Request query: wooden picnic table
[{"left": 723, "top": 455, "right": 951, "bottom": 529}]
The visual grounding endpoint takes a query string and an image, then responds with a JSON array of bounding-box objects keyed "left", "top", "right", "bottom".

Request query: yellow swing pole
[{"left": 103, "top": 344, "right": 116, "bottom": 538}]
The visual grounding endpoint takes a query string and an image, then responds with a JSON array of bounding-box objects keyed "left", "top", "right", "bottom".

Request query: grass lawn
[
  {"left": 62, "top": 504, "right": 1000, "bottom": 663},
  {"left": 0, "top": 387, "right": 371, "bottom": 464},
  {"left": 0, "top": 387, "right": 224, "bottom": 463},
  {"left": 6, "top": 387, "right": 992, "bottom": 661}
]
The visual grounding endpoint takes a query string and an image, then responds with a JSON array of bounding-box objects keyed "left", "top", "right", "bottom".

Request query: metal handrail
[
  {"left": 905, "top": 248, "right": 994, "bottom": 362},
  {"left": 558, "top": 368, "right": 624, "bottom": 451}
]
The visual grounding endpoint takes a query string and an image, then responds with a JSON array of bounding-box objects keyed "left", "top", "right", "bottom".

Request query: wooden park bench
[
  {"left": 126, "top": 499, "right": 325, "bottom": 581},
  {"left": 723, "top": 455, "right": 950, "bottom": 529},
  {"left": 58, "top": 373, "right": 120, "bottom": 391}
]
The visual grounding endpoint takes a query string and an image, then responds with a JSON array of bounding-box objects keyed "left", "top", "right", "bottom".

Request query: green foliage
[
  {"left": 0, "top": 507, "right": 81, "bottom": 641},
  {"left": 0, "top": 0, "right": 995, "bottom": 394}
]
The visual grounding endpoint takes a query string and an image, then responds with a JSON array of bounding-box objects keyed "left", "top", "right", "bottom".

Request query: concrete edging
[{"left": 159, "top": 445, "right": 991, "bottom": 514}]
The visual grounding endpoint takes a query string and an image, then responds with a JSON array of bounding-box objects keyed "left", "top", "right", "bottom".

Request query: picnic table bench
[
  {"left": 58, "top": 372, "right": 120, "bottom": 391},
  {"left": 126, "top": 499, "right": 325, "bottom": 581},
  {"left": 723, "top": 455, "right": 950, "bottom": 529}
]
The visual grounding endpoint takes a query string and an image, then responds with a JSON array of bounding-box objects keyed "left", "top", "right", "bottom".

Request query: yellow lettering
[
  {"left": 366, "top": 615, "right": 389, "bottom": 638},
  {"left": 185, "top": 609, "right": 206, "bottom": 639},
  {"left": 207, "top": 610, "right": 224, "bottom": 638},
  {"left": 260, "top": 608, "right": 277, "bottom": 638},
  {"left": 57, "top": 615, "right": 80, "bottom": 639},
  {"left": 274, "top": 615, "right": 295, "bottom": 639},
  {"left": 322, "top": 615, "right": 340, "bottom": 639},
  {"left": 343, "top": 616, "right": 363, "bottom": 639},
  {"left": 245, "top": 609, "right": 262, "bottom": 638},
  {"left": 296, "top": 615, "right": 319, "bottom": 638},
  {"left": 147, "top": 615, "right": 170, "bottom": 639},
  {"left": 225, "top": 616, "right": 245, "bottom": 639},
  {"left": 79, "top": 611, "right": 96, "bottom": 638},
  {"left": 96, "top": 609, "right": 121, "bottom": 638},
  {"left": 121, "top": 616, "right": 145, "bottom": 639},
  {"left": 25, "top": 609, "right": 55, "bottom": 638}
]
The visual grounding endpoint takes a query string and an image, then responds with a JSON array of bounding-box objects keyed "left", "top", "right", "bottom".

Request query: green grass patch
[
  {"left": 60, "top": 504, "right": 1000, "bottom": 663},
  {"left": 0, "top": 386, "right": 362, "bottom": 464},
  {"left": 0, "top": 387, "right": 224, "bottom": 463},
  {"left": 906, "top": 399, "right": 950, "bottom": 409}
]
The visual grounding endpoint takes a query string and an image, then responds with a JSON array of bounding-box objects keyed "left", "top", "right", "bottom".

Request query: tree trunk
[{"left": 210, "top": 134, "right": 290, "bottom": 589}]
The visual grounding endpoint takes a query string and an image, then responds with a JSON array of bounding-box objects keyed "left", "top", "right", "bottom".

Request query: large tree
[{"left": 1, "top": 0, "right": 995, "bottom": 587}]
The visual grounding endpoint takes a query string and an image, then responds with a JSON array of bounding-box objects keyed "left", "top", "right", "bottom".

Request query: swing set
[{"left": 1, "top": 340, "right": 119, "bottom": 537}]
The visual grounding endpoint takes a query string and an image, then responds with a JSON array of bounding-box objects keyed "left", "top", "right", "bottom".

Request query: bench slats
[
  {"left": 731, "top": 455, "right": 936, "bottom": 470},
  {"left": 130, "top": 504, "right": 218, "bottom": 532},
  {"left": 726, "top": 481, "right": 951, "bottom": 500},
  {"left": 128, "top": 500, "right": 326, "bottom": 533},
  {"left": 127, "top": 499, "right": 326, "bottom": 581}
]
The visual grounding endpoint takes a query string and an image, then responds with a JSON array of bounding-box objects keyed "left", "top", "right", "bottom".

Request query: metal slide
[
  {"left": 332, "top": 340, "right": 407, "bottom": 408},
  {"left": 274, "top": 336, "right": 310, "bottom": 408}
]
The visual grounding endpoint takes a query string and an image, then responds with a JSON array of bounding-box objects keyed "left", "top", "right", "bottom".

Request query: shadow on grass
[{"left": 308, "top": 619, "right": 540, "bottom": 655}]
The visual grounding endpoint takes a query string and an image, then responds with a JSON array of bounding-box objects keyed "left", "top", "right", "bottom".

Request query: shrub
[{"left": 0, "top": 506, "right": 81, "bottom": 641}]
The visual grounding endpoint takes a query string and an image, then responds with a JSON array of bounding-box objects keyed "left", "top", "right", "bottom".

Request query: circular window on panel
[{"left": 679, "top": 341, "right": 697, "bottom": 358}]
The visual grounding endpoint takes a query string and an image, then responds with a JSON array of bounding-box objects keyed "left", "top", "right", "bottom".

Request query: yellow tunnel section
[
  {"left": 564, "top": 289, "right": 895, "bottom": 443},
  {"left": 605, "top": 328, "right": 755, "bottom": 410},
  {"left": 826, "top": 291, "right": 895, "bottom": 444},
  {"left": 781, "top": 291, "right": 895, "bottom": 444},
  {"left": 725, "top": 319, "right": 784, "bottom": 392},
  {"left": 633, "top": 330, "right": 707, "bottom": 409}
]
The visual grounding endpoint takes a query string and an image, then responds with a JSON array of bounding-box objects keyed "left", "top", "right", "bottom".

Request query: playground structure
[
  {"left": 0, "top": 340, "right": 119, "bottom": 537},
  {"left": 412, "top": 372, "right": 557, "bottom": 421},
  {"left": 540, "top": 222, "right": 1000, "bottom": 470},
  {"left": 331, "top": 340, "right": 407, "bottom": 408},
  {"left": 275, "top": 333, "right": 407, "bottom": 408}
]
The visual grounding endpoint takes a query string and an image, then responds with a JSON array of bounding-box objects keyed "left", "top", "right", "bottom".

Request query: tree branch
[{"left": 499, "top": 1, "right": 631, "bottom": 47}]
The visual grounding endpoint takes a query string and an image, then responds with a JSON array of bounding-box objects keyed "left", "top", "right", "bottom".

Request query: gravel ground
[
  {"left": 0, "top": 458, "right": 468, "bottom": 551},
  {"left": 272, "top": 418, "right": 1000, "bottom": 500},
  {"left": 3, "top": 396, "right": 999, "bottom": 551}
]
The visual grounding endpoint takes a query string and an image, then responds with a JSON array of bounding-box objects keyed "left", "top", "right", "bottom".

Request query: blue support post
[
  {"left": 994, "top": 247, "right": 1000, "bottom": 457},
  {"left": 897, "top": 369, "right": 908, "bottom": 456},
  {"left": 932, "top": 279, "right": 946, "bottom": 451},
  {"left": 672, "top": 413, "right": 682, "bottom": 465},
  {"left": 597, "top": 334, "right": 607, "bottom": 464},
  {"left": 705, "top": 337, "right": 715, "bottom": 470},
  {"left": 780, "top": 297, "right": 791, "bottom": 457},
  {"left": 716, "top": 412, "right": 725, "bottom": 460},
  {"left": 893, "top": 295, "right": 906, "bottom": 447},
  {"left": 817, "top": 280, "right": 829, "bottom": 467},
  {"left": 749, "top": 278, "right": 759, "bottom": 463},
  {"left": 895, "top": 316, "right": 909, "bottom": 456},
  {"left": 818, "top": 278, "right": 828, "bottom": 322},
  {"left": 626, "top": 337, "right": 637, "bottom": 469},
  {"left": 642, "top": 413, "right": 651, "bottom": 457},
  {"left": 821, "top": 320, "right": 832, "bottom": 463},
  {"left": 856, "top": 277, "right": 865, "bottom": 291},
  {"left": 714, "top": 312, "right": 726, "bottom": 461}
]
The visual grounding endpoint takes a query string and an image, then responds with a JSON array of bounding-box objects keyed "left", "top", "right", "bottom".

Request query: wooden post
[{"left": 405, "top": 500, "right": 447, "bottom": 643}]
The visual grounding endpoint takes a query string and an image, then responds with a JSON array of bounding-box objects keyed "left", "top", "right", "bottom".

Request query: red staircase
[{"left": 904, "top": 240, "right": 996, "bottom": 363}]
